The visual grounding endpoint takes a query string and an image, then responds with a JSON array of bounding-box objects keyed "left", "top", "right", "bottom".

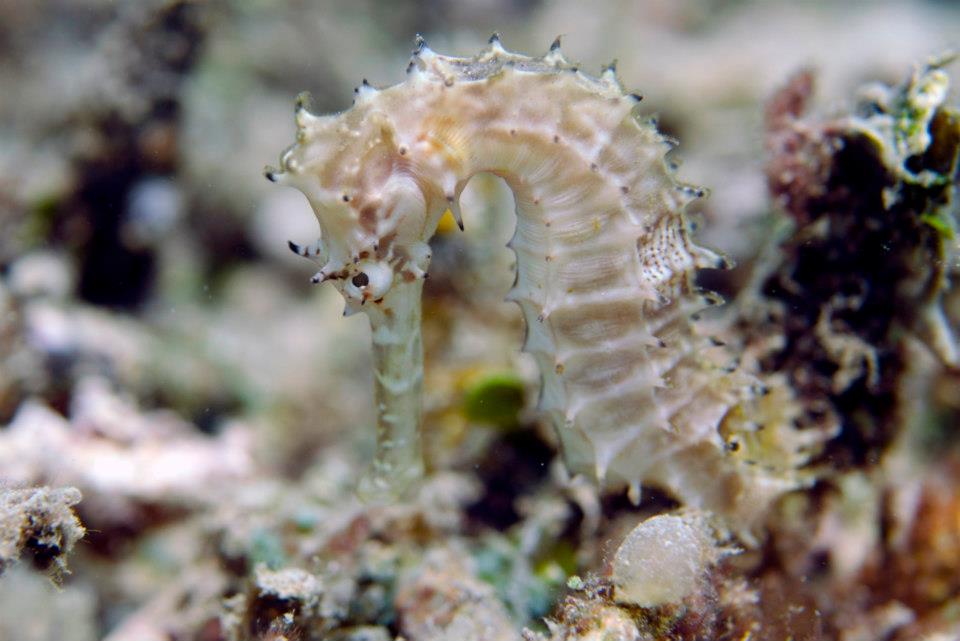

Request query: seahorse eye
[{"left": 343, "top": 260, "right": 393, "bottom": 302}]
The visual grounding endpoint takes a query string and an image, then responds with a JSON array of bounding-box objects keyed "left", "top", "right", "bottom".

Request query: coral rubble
[
  {"left": 757, "top": 55, "right": 959, "bottom": 468},
  {"left": 0, "top": 486, "right": 85, "bottom": 580}
]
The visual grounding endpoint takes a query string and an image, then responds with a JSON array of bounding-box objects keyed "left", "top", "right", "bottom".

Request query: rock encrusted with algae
[
  {"left": 758, "top": 54, "right": 960, "bottom": 468},
  {"left": 395, "top": 549, "right": 522, "bottom": 641},
  {"left": 0, "top": 486, "right": 85, "bottom": 580}
]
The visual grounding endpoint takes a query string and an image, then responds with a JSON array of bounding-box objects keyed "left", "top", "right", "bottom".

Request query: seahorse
[{"left": 266, "top": 36, "right": 819, "bottom": 537}]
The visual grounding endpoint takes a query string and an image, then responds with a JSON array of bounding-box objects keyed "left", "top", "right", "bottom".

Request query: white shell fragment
[{"left": 611, "top": 513, "right": 720, "bottom": 607}]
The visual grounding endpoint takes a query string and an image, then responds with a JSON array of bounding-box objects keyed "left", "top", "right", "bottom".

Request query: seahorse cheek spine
[{"left": 268, "top": 38, "right": 821, "bottom": 538}]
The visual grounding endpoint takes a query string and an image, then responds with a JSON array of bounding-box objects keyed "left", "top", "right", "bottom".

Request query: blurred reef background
[{"left": 0, "top": 1, "right": 959, "bottom": 640}]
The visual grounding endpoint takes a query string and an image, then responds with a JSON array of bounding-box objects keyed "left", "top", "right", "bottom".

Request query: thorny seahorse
[{"left": 266, "top": 36, "right": 824, "bottom": 540}]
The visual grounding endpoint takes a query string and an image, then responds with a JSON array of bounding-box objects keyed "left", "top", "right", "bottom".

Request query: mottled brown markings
[
  {"left": 359, "top": 205, "right": 378, "bottom": 232},
  {"left": 376, "top": 232, "right": 397, "bottom": 259},
  {"left": 328, "top": 269, "right": 349, "bottom": 281}
]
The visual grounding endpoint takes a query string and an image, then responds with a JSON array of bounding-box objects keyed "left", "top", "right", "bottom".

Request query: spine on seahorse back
[{"left": 267, "top": 36, "right": 821, "bottom": 537}]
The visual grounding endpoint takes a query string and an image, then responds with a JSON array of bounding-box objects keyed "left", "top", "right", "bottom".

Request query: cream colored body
[{"left": 268, "top": 38, "right": 820, "bottom": 537}]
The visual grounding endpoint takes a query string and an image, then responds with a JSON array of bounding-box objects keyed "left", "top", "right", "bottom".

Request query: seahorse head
[{"left": 267, "top": 95, "right": 436, "bottom": 315}]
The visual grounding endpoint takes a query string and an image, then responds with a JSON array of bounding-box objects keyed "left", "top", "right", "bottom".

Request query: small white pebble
[
  {"left": 7, "top": 251, "right": 73, "bottom": 299},
  {"left": 611, "top": 513, "right": 718, "bottom": 607}
]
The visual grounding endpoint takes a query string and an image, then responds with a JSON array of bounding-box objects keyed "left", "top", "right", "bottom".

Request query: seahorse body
[{"left": 267, "top": 37, "right": 818, "bottom": 537}]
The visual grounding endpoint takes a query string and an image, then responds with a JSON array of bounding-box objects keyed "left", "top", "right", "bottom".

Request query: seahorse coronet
[{"left": 268, "top": 36, "right": 820, "bottom": 541}]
